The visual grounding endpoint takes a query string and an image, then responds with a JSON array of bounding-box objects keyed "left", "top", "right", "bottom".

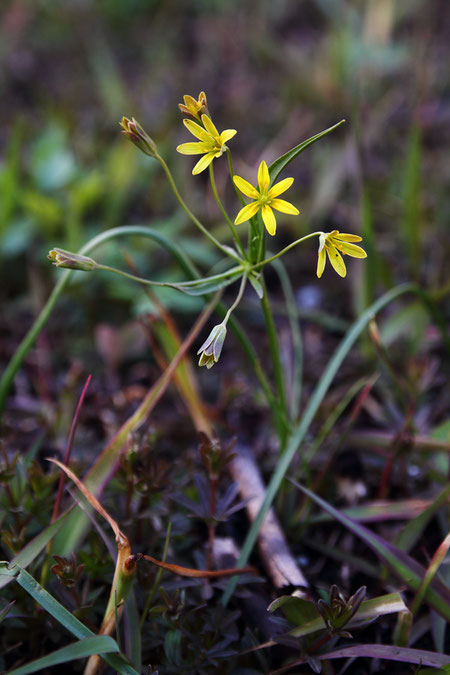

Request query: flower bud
[
  {"left": 48, "top": 248, "right": 97, "bottom": 271},
  {"left": 120, "top": 116, "right": 157, "bottom": 157},
  {"left": 197, "top": 323, "right": 227, "bottom": 369}
]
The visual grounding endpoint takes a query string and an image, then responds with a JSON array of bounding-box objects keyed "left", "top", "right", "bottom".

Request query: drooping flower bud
[
  {"left": 197, "top": 323, "right": 227, "bottom": 369},
  {"left": 120, "top": 116, "right": 157, "bottom": 157},
  {"left": 48, "top": 248, "right": 97, "bottom": 271}
]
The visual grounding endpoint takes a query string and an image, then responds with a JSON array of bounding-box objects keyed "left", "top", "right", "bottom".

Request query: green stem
[
  {"left": 226, "top": 149, "right": 246, "bottom": 207},
  {"left": 209, "top": 164, "right": 247, "bottom": 259},
  {"left": 97, "top": 263, "right": 243, "bottom": 290},
  {"left": 156, "top": 154, "right": 241, "bottom": 262},
  {"left": 224, "top": 272, "right": 248, "bottom": 324},
  {"left": 259, "top": 275, "right": 289, "bottom": 445},
  {"left": 252, "top": 231, "right": 322, "bottom": 270}
]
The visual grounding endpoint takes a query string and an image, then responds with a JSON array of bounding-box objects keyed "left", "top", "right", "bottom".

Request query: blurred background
[{"left": 0, "top": 0, "right": 448, "bottom": 410}]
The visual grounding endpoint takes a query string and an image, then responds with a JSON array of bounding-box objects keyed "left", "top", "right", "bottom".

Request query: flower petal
[
  {"left": 336, "top": 242, "right": 367, "bottom": 258},
  {"left": 183, "top": 119, "right": 211, "bottom": 142},
  {"left": 176, "top": 142, "right": 206, "bottom": 155},
  {"left": 233, "top": 175, "right": 260, "bottom": 199},
  {"left": 268, "top": 177, "right": 294, "bottom": 198},
  {"left": 220, "top": 129, "right": 237, "bottom": 144},
  {"left": 234, "top": 201, "right": 261, "bottom": 225},
  {"left": 257, "top": 161, "right": 270, "bottom": 192},
  {"left": 261, "top": 204, "right": 276, "bottom": 235},
  {"left": 317, "top": 247, "right": 326, "bottom": 278},
  {"left": 326, "top": 244, "right": 347, "bottom": 277},
  {"left": 334, "top": 232, "right": 363, "bottom": 243},
  {"left": 270, "top": 198, "right": 299, "bottom": 215},
  {"left": 192, "top": 152, "right": 215, "bottom": 175},
  {"left": 201, "top": 114, "right": 219, "bottom": 137}
]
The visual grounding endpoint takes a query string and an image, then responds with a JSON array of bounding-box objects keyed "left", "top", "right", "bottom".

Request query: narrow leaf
[
  {"left": 6, "top": 636, "right": 119, "bottom": 675},
  {"left": 268, "top": 120, "right": 346, "bottom": 184}
]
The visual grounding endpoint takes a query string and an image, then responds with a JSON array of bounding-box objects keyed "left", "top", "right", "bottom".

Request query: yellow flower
[
  {"left": 178, "top": 91, "right": 209, "bottom": 120},
  {"left": 233, "top": 161, "right": 299, "bottom": 236},
  {"left": 316, "top": 230, "right": 367, "bottom": 278},
  {"left": 176, "top": 114, "right": 237, "bottom": 175}
]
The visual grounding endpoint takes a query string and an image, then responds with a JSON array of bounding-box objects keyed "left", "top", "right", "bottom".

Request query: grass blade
[{"left": 6, "top": 636, "right": 119, "bottom": 675}]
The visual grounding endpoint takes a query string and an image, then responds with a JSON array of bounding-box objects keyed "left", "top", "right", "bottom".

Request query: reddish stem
[{"left": 51, "top": 374, "right": 92, "bottom": 522}]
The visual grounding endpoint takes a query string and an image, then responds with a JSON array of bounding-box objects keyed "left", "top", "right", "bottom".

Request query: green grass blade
[
  {"left": 0, "top": 563, "right": 139, "bottom": 674},
  {"left": 396, "top": 484, "right": 450, "bottom": 552},
  {"left": 290, "top": 481, "right": 450, "bottom": 621},
  {"left": 6, "top": 636, "right": 119, "bottom": 675},
  {"left": 222, "top": 282, "right": 417, "bottom": 605},
  {"left": 268, "top": 120, "right": 346, "bottom": 184}
]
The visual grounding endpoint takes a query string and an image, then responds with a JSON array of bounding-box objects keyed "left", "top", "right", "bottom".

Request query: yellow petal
[
  {"left": 184, "top": 119, "right": 211, "bottom": 141},
  {"left": 334, "top": 232, "right": 362, "bottom": 243},
  {"left": 234, "top": 201, "right": 260, "bottom": 225},
  {"left": 268, "top": 177, "right": 294, "bottom": 198},
  {"left": 192, "top": 152, "right": 215, "bottom": 175},
  {"left": 176, "top": 142, "right": 206, "bottom": 155},
  {"left": 317, "top": 247, "right": 326, "bottom": 278},
  {"left": 183, "top": 94, "right": 197, "bottom": 108},
  {"left": 261, "top": 204, "right": 276, "bottom": 235},
  {"left": 337, "top": 242, "right": 367, "bottom": 258},
  {"left": 233, "top": 175, "right": 260, "bottom": 199},
  {"left": 201, "top": 114, "right": 219, "bottom": 137},
  {"left": 270, "top": 198, "right": 299, "bottom": 215},
  {"left": 326, "top": 245, "right": 347, "bottom": 277},
  {"left": 257, "top": 161, "right": 270, "bottom": 192},
  {"left": 220, "top": 129, "right": 237, "bottom": 144}
]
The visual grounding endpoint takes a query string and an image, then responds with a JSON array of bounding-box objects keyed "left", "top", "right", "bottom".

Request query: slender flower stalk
[
  {"left": 156, "top": 154, "right": 242, "bottom": 262},
  {"left": 209, "top": 163, "right": 247, "bottom": 259}
]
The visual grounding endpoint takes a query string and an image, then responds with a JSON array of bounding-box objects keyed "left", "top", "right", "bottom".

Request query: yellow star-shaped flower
[
  {"left": 176, "top": 114, "right": 237, "bottom": 175},
  {"left": 233, "top": 161, "right": 299, "bottom": 236},
  {"left": 316, "top": 230, "right": 367, "bottom": 278},
  {"left": 178, "top": 91, "right": 208, "bottom": 120}
]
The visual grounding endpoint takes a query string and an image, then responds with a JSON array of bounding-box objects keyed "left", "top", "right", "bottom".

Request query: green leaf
[
  {"left": 248, "top": 272, "right": 264, "bottom": 299},
  {"left": 6, "top": 636, "right": 119, "bottom": 675},
  {"left": 0, "top": 563, "right": 139, "bottom": 674},
  {"left": 268, "top": 120, "right": 346, "bottom": 184},
  {"left": 268, "top": 595, "right": 320, "bottom": 625}
]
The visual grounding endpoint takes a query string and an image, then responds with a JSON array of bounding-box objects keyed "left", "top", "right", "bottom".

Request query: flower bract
[
  {"left": 233, "top": 161, "right": 299, "bottom": 236},
  {"left": 178, "top": 91, "right": 208, "bottom": 120},
  {"left": 316, "top": 230, "right": 367, "bottom": 278},
  {"left": 176, "top": 114, "right": 237, "bottom": 175}
]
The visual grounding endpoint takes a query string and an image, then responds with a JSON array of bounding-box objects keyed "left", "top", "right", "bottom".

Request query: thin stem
[
  {"left": 252, "top": 231, "right": 322, "bottom": 270},
  {"left": 226, "top": 149, "right": 246, "bottom": 207},
  {"left": 224, "top": 273, "right": 248, "bottom": 324},
  {"left": 156, "top": 154, "right": 242, "bottom": 262},
  {"left": 140, "top": 522, "right": 172, "bottom": 628},
  {"left": 97, "top": 263, "right": 243, "bottom": 290},
  {"left": 209, "top": 163, "right": 247, "bottom": 258},
  {"left": 259, "top": 276, "right": 289, "bottom": 446}
]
